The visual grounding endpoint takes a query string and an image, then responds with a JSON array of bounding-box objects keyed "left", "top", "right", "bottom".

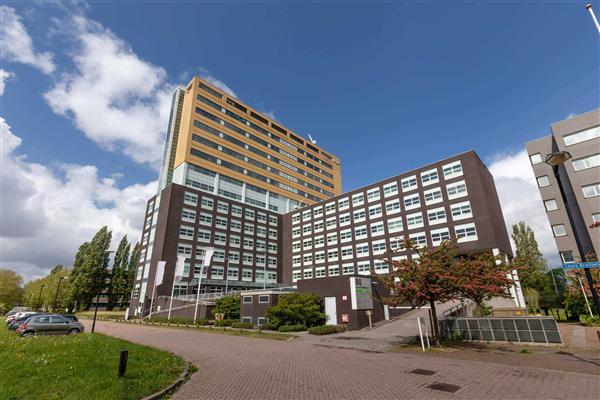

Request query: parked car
[
  {"left": 17, "top": 314, "right": 85, "bottom": 336},
  {"left": 61, "top": 314, "right": 79, "bottom": 322},
  {"left": 8, "top": 313, "right": 43, "bottom": 330},
  {"left": 6, "top": 311, "right": 36, "bottom": 326}
]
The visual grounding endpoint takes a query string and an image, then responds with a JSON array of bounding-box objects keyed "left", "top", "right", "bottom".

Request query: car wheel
[
  {"left": 21, "top": 331, "right": 34, "bottom": 337},
  {"left": 68, "top": 328, "right": 80, "bottom": 334}
]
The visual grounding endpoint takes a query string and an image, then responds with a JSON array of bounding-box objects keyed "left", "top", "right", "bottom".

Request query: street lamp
[
  {"left": 37, "top": 284, "right": 47, "bottom": 311},
  {"left": 586, "top": 4, "right": 600, "bottom": 34},
  {"left": 53, "top": 276, "right": 68, "bottom": 312},
  {"left": 92, "top": 250, "right": 114, "bottom": 333},
  {"left": 545, "top": 151, "right": 600, "bottom": 315}
]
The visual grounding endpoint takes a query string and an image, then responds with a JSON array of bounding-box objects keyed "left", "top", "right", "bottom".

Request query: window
[
  {"left": 257, "top": 212, "right": 267, "bottom": 223},
  {"left": 421, "top": 169, "right": 439, "bottom": 186},
  {"left": 455, "top": 223, "right": 478, "bottom": 242},
  {"left": 244, "top": 224, "right": 255, "bottom": 235},
  {"left": 367, "top": 188, "right": 381, "bottom": 202},
  {"left": 383, "top": 182, "right": 398, "bottom": 197},
  {"left": 327, "top": 249, "right": 339, "bottom": 261},
  {"left": 368, "top": 205, "right": 382, "bottom": 219},
  {"left": 352, "top": 193, "right": 364, "bottom": 206},
  {"left": 409, "top": 232, "right": 427, "bottom": 247},
  {"left": 245, "top": 209, "right": 255, "bottom": 221},
  {"left": 326, "top": 216, "right": 337, "bottom": 229},
  {"left": 340, "top": 229, "right": 353, "bottom": 242},
  {"left": 537, "top": 176, "right": 550, "bottom": 187},
  {"left": 447, "top": 180, "right": 468, "bottom": 199},
  {"left": 325, "top": 202, "right": 336, "bottom": 214},
  {"left": 401, "top": 175, "right": 417, "bottom": 191},
  {"left": 353, "top": 209, "right": 366, "bottom": 223},
  {"left": 338, "top": 197, "right": 350, "bottom": 210},
  {"left": 327, "top": 233, "right": 338, "bottom": 245},
  {"left": 390, "top": 236, "right": 404, "bottom": 250},
  {"left": 211, "top": 266, "right": 224, "bottom": 279},
  {"left": 201, "top": 197, "right": 214, "bottom": 210},
  {"left": 215, "top": 216, "right": 228, "bottom": 229},
  {"left": 179, "top": 226, "right": 194, "bottom": 240},
  {"left": 560, "top": 251, "right": 575, "bottom": 263},
  {"left": 242, "top": 269, "right": 253, "bottom": 281},
  {"left": 292, "top": 213, "right": 301, "bottom": 224},
  {"left": 372, "top": 240, "right": 387, "bottom": 254},
  {"left": 406, "top": 212, "right": 424, "bottom": 229},
  {"left": 370, "top": 222, "right": 385, "bottom": 236},
  {"left": 227, "top": 268, "right": 239, "bottom": 280},
  {"left": 342, "top": 264, "right": 355, "bottom": 275},
  {"left": 228, "top": 252, "right": 240, "bottom": 263},
  {"left": 356, "top": 243, "right": 370, "bottom": 257},
  {"left": 387, "top": 217, "right": 403, "bottom": 233},
  {"left": 313, "top": 207, "right": 323, "bottom": 218},
  {"left": 314, "top": 235, "right": 325, "bottom": 248},
  {"left": 328, "top": 265, "right": 340, "bottom": 276},
  {"left": 582, "top": 183, "right": 600, "bottom": 198},
  {"left": 303, "top": 239, "right": 312, "bottom": 250},
  {"left": 529, "top": 153, "right": 543, "bottom": 165},
  {"left": 214, "top": 233, "right": 226, "bottom": 245},
  {"left": 428, "top": 207, "right": 447, "bottom": 225},
  {"left": 269, "top": 215, "right": 278, "bottom": 226},
  {"left": 231, "top": 205, "right": 242, "bottom": 216},
  {"left": 431, "top": 228, "right": 451, "bottom": 246},
  {"left": 552, "top": 224, "right": 567, "bottom": 237},
  {"left": 442, "top": 161, "right": 463, "bottom": 179},
  {"left": 183, "top": 192, "right": 198, "bottom": 206},
  {"left": 243, "top": 253, "right": 253, "bottom": 265},
  {"left": 243, "top": 296, "right": 253, "bottom": 304},
  {"left": 217, "top": 201, "right": 229, "bottom": 213},
  {"left": 292, "top": 227, "right": 301, "bottom": 238},
  {"left": 385, "top": 199, "right": 401, "bottom": 214},
  {"left": 181, "top": 208, "right": 196, "bottom": 223},
  {"left": 229, "top": 235, "right": 241, "bottom": 247},
  {"left": 341, "top": 246, "right": 353, "bottom": 259},
  {"left": 339, "top": 213, "right": 351, "bottom": 226},
  {"left": 373, "top": 260, "right": 389, "bottom": 274},
  {"left": 259, "top": 295, "right": 269, "bottom": 303},
  {"left": 177, "top": 243, "right": 192, "bottom": 256},
  {"left": 292, "top": 270, "right": 301, "bottom": 282},
  {"left": 198, "top": 212, "right": 212, "bottom": 226},
  {"left": 354, "top": 225, "right": 368, "bottom": 240},
  {"left": 564, "top": 126, "right": 600, "bottom": 146},
  {"left": 593, "top": 213, "right": 600, "bottom": 223},
  {"left": 258, "top": 317, "right": 268, "bottom": 326},
  {"left": 315, "top": 267, "right": 326, "bottom": 278},
  {"left": 256, "top": 226, "right": 267, "bottom": 237},
  {"left": 315, "top": 251, "right": 325, "bottom": 263},
  {"left": 404, "top": 194, "right": 421, "bottom": 210},
  {"left": 304, "top": 269, "right": 313, "bottom": 279},
  {"left": 244, "top": 238, "right": 255, "bottom": 250},
  {"left": 357, "top": 261, "right": 371, "bottom": 275},
  {"left": 544, "top": 199, "right": 558, "bottom": 211},
  {"left": 424, "top": 187, "right": 443, "bottom": 205},
  {"left": 302, "top": 210, "right": 312, "bottom": 221},
  {"left": 572, "top": 154, "right": 600, "bottom": 171},
  {"left": 451, "top": 201, "right": 472, "bottom": 220},
  {"left": 314, "top": 221, "right": 324, "bottom": 232},
  {"left": 197, "top": 229, "right": 211, "bottom": 242}
]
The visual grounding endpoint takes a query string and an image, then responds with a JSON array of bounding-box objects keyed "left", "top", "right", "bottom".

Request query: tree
[
  {"left": 265, "top": 292, "right": 325, "bottom": 329},
  {"left": 68, "top": 227, "right": 112, "bottom": 311},
  {"left": 21, "top": 266, "right": 71, "bottom": 312},
  {"left": 121, "top": 242, "right": 140, "bottom": 309},
  {"left": 453, "top": 253, "right": 514, "bottom": 316},
  {"left": 108, "top": 236, "right": 130, "bottom": 310},
  {"left": 212, "top": 296, "right": 240, "bottom": 319},
  {"left": 0, "top": 269, "right": 24, "bottom": 314},
  {"left": 511, "top": 222, "right": 547, "bottom": 290},
  {"left": 376, "top": 240, "right": 460, "bottom": 344}
]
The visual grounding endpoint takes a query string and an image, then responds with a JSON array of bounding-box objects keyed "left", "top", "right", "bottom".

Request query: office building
[{"left": 526, "top": 109, "right": 600, "bottom": 263}]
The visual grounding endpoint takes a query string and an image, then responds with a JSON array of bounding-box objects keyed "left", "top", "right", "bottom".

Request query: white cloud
[
  {"left": 488, "top": 149, "right": 561, "bottom": 267},
  {"left": 44, "top": 15, "right": 174, "bottom": 167},
  {"left": 0, "top": 69, "right": 13, "bottom": 95},
  {"left": 0, "top": 6, "right": 55, "bottom": 74},
  {"left": 199, "top": 67, "right": 237, "bottom": 97},
  {"left": 0, "top": 117, "right": 156, "bottom": 282}
]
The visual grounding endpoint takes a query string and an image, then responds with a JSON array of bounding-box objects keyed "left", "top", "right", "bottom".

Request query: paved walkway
[{"left": 86, "top": 321, "right": 599, "bottom": 400}]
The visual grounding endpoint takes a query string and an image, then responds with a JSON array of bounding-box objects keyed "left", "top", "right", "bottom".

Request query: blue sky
[{"left": 1, "top": 1, "right": 599, "bottom": 279}]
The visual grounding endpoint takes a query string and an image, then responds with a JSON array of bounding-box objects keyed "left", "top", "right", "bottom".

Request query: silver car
[{"left": 17, "top": 314, "right": 84, "bottom": 336}]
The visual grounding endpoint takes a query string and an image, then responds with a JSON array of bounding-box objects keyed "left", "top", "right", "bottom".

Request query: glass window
[
  {"left": 455, "top": 223, "right": 478, "bottom": 242},
  {"left": 424, "top": 187, "right": 443, "bottom": 205},
  {"left": 442, "top": 161, "right": 463, "bottom": 178},
  {"left": 552, "top": 224, "right": 567, "bottom": 237},
  {"left": 572, "top": 154, "right": 600, "bottom": 171},
  {"left": 428, "top": 207, "right": 447, "bottom": 225},
  {"left": 404, "top": 194, "right": 420, "bottom": 210},
  {"left": 446, "top": 180, "right": 468, "bottom": 199},
  {"left": 537, "top": 176, "right": 550, "bottom": 187},
  {"left": 183, "top": 192, "right": 198, "bottom": 206},
  {"left": 564, "top": 126, "right": 600, "bottom": 146},
  {"left": 401, "top": 175, "right": 417, "bottom": 191},
  {"left": 529, "top": 153, "right": 543, "bottom": 165},
  {"left": 385, "top": 199, "right": 401, "bottom": 214},
  {"left": 560, "top": 251, "right": 575, "bottom": 263},
  {"left": 328, "top": 265, "right": 340, "bottom": 276},
  {"left": 383, "top": 182, "right": 398, "bottom": 197},
  {"left": 421, "top": 168, "right": 439, "bottom": 186},
  {"left": 583, "top": 183, "right": 600, "bottom": 198},
  {"left": 544, "top": 199, "right": 558, "bottom": 211},
  {"left": 367, "top": 188, "right": 381, "bottom": 202}
]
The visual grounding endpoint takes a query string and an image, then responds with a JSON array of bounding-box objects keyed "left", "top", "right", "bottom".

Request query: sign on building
[
  {"left": 562, "top": 261, "right": 600, "bottom": 270},
  {"left": 350, "top": 277, "right": 373, "bottom": 310}
]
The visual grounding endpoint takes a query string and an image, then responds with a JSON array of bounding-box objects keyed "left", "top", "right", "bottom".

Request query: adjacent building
[{"left": 526, "top": 109, "right": 600, "bottom": 264}]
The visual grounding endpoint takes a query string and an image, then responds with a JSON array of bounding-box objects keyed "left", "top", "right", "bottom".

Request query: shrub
[
  {"left": 579, "top": 315, "right": 600, "bottom": 327},
  {"left": 212, "top": 296, "right": 240, "bottom": 320},
  {"left": 308, "top": 324, "right": 346, "bottom": 335},
  {"left": 266, "top": 292, "right": 325, "bottom": 329},
  {"left": 261, "top": 323, "right": 278, "bottom": 331},
  {"left": 231, "top": 322, "right": 253, "bottom": 329},
  {"left": 214, "top": 319, "right": 235, "bottom": 327},
  {"left": 277, "top": 324, "right": 305, "bottom": 332}
]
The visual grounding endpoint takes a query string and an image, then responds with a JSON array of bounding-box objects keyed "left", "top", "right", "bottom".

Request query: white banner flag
[
  {"left": 203, "top": 247, "right": 215, "bottom": 267},
  {"left": 155, "top": 261, "right": 166, "bottom": 286},
  {"left": 175, "top": 255, "right": 187, "bottom": 281}
]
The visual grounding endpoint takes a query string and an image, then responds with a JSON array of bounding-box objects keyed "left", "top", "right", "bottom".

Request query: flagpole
[
  {"left": 225, "top": 258, "right": 230, "bottom": 295},
  {"left": 194, "top": 247, "right": 214, "bottom": 324},
  {"left": 148, "top": 283, "right": 157, "bottom": 320},
  {"left": 167, "top": 277, "right": 176, "bottom": 321}
]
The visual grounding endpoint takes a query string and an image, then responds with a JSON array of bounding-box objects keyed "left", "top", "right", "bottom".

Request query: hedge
[
  {"left": 308, "top": 325, "right": 346, "bottom": 335},
  {"left": 277, "top": 324, "right": 305, "bottom": 332},
  {"left": 231, "top": 322, "right": 253, "bottom": 329}
]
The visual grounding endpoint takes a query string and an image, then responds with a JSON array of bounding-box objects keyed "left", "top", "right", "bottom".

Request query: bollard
[{"left": 118, "top": 350, "right": 128, "bottom": 377}]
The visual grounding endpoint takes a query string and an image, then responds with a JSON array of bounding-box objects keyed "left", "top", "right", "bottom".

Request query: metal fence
[{"left": 439, "top": 317, "right": 563, "bottom": 345}]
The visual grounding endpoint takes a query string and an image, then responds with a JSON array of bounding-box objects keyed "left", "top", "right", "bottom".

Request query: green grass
[
  {"left": 0, "top": 324, "right": 185, "bottom": 400},
  {"left": 76, "top": 310, "right": 126, "bottom": 319}
]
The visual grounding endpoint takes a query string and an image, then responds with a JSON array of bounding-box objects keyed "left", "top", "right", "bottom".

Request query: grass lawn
[
  {"left": 76, "top": 310, "right": 126, "bottom": 319},
  {"left": 0, "top": 324, "right": 185, "bottom": 400}
]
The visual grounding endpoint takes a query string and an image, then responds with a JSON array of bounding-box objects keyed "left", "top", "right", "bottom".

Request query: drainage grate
[
  {"left": 427, "top": 382, "right": 462, "bottom": 393},
  {"left": 409, "top": 369, "right": 437, "bottom": 376}
]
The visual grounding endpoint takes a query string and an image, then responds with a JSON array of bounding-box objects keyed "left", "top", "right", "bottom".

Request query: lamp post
[
  {"left": 37, "top": 284, "right": 47, "bottom": 311},
  {"left": 545, "top": 151, "right": 600, "bottom": 315},
  {"left": 92, "top": 250, "right": 114, "bottom": 333},
  {"left": 586, "top": 4, "right": 600, "bottom": 34},
  {"left": 53, "top": 276, "right": 68, "bottom": 312}
]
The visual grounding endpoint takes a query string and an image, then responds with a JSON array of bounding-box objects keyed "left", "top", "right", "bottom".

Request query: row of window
[
  {"left": 291, "top": 224, "right": 478, "bottom": 267},
  {"left": 181, "top": 207, "right": 278, "bottom": 235},
  {"left": 530, "top": 151, "right": 600, "bottom": 172},
  {"left": 183, "top": 191, "right": 279, "bottom": 222},
  {"left": 292, "top": 201, "right": 473, "bottom": 243},
  {"left": 173, "top": 264, "right": 278, "bottom": 283},
  {"left": 176, "top": 244, "right": 278, "bottom": 265},
  {"left": 290, "top": 257, "right": 406, "bottom": 282},
  {"left": 538, "top": 177, "right": 600, "bottom": 200}
]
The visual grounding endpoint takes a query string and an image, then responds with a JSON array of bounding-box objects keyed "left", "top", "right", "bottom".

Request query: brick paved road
[{"left": 88, "top": 321, "right": 599, "bottom": 400}]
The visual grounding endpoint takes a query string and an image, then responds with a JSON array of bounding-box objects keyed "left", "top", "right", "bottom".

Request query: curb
[{"left": 140, "top": 363, "right": 193, "bottom": 400}]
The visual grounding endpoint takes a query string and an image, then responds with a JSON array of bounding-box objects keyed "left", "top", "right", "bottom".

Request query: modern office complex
[
  {"left": 129, "top": 76, "right": 523, "bottom": 321},
  {"left": 526, "top": 109, "right": 600, "bottom": 264}
]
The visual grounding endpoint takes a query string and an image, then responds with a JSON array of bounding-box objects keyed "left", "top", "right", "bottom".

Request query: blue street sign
[{"left": 562, "top": 261, "right": 600, "bottom": 269}]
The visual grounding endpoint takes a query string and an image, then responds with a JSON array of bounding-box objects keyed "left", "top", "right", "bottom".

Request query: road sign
[{"left": 562, "top": 261, "right": 600, "bottom": 270}]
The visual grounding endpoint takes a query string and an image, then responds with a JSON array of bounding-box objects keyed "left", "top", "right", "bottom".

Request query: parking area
[{"left": 86, "top": 320, "right": 598, "bottom": 399}]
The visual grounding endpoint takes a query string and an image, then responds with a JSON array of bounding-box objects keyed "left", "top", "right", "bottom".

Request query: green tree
[
  {"left": 265, "top": 292, "right": 325, "bottom": 329},
  {"left": 564, "top": 289, "right": 589, "bottom": 319},
  {"left": 511, "top": 222, "right": 547, "bottom": 290},
  {"left": 538, "top": 269, "right": 567, "bottom": 314},
  {"left": 107, "top": 236, "right": 130, "bottom": 310},
  {"left": 212, "top": 296, "right": 240, "bottom": 319},
  {"left": 21, "top": 266, "right": 71, "bottom": 312},
  {"left": 121, "top": 242, "right": 140, "bottom": 309},
  {"left": 0, "top": 269, "right": 24, "bottom": 314},
  {"left": 68, "top": 227, "right": 112, "bottom": 311}
]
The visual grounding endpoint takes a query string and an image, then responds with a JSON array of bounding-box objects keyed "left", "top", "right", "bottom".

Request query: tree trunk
[{"left": 430, "top": 300, "right": 441, "bottom": 346}]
